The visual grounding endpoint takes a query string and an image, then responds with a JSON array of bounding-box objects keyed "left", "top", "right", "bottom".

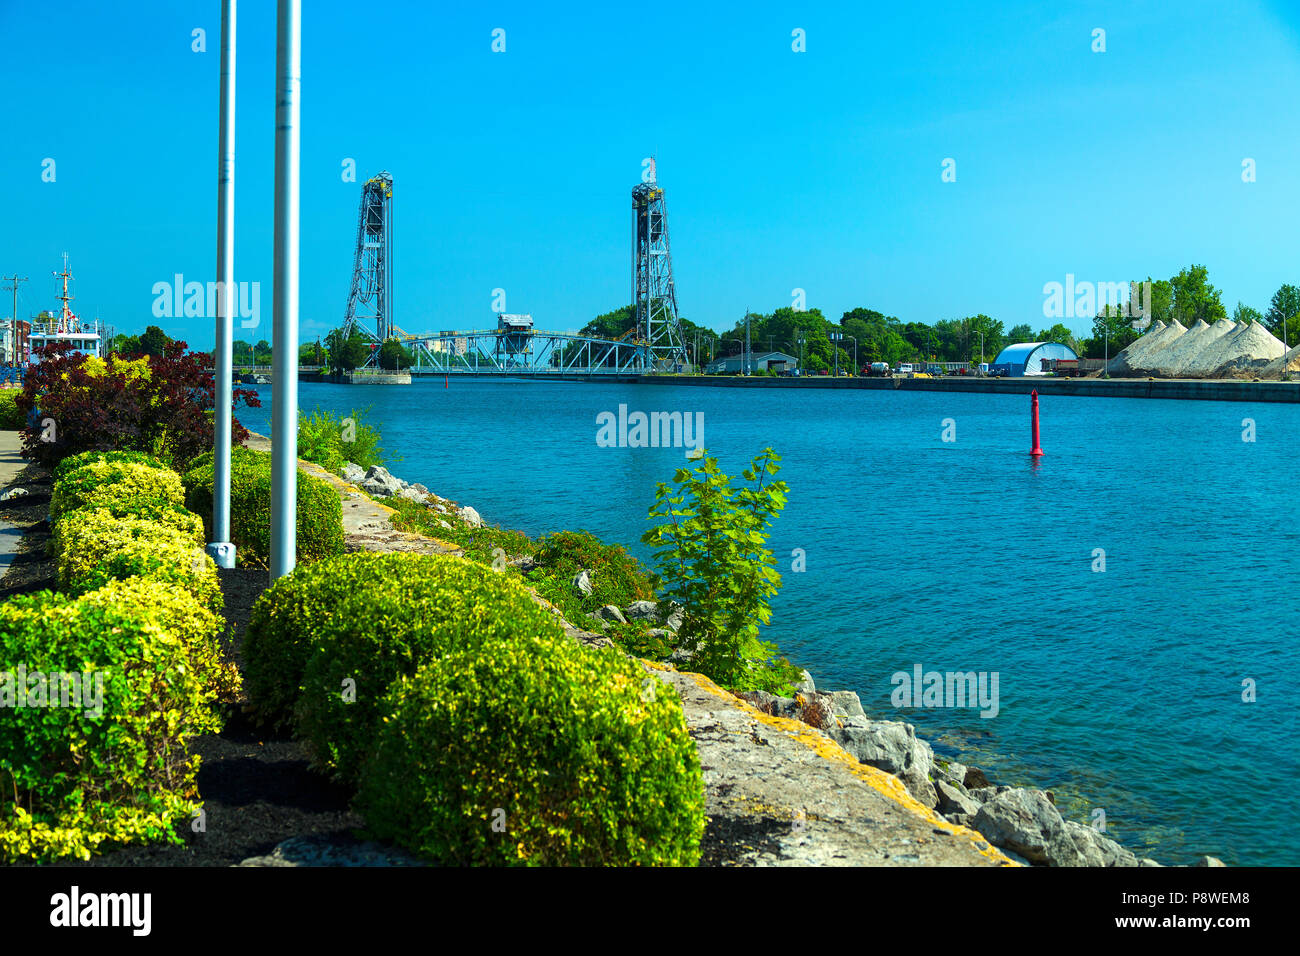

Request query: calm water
[{"left": 245, "top": 380, "right": 1300, "bottom": 866}]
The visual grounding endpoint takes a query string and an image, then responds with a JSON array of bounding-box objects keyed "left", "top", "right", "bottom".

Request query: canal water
[{"left": 244, "top": 380, "right": 1300, "bottom": 866}]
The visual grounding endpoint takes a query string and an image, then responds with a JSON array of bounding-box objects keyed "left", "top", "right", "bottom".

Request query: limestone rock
[
  {"left": 1193, "top": 855, "right": 1226, "bottom": 867},
  {"left": 826, "top": 690, "right": 865, "bottom": 719},
  {"left": 626, "top": 600, "right": 658, "bottom": 620},
  {"left": 598, "top": 604, "right": 627, "bottom": 624},
  {"left": 935, "top": 779, "right": 980, "bottom": 818},
  {"left": 825, "top": 717, "right": 937, "bottom": 808},
  {"left": 457, "top": 505, "right": 482, "bottom": 528},
  {"left": 359, "top": 465, "right": 402, "bottom": 498},
  {"left": 341, "top": 462, "right": 365, "bottom": 483},
  {"left": 573, "top": 569, "right": 593, "bottom": 597},
  {"left": 970, "top": 788, "right": 1084, "bottom": 866}
]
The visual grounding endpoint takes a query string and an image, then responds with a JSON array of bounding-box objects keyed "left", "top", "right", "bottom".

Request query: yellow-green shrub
[
  {"left": 355, "top": 635, "right": 706, "bottom": 866},
  {"left": 244, "top": 552, "right": 566, "bottom": 784},
  {"left": 54, "top": 512, "right": 221, "bottom": 611},
  {"left": 52, "top": 502, "right": 205, "bottom": 559},
  {"left": 52, "top": 449, "right": 171, "bottom": 483},
  {"left": 77, "top": 578, "right": 241, "bottom": 717},
  {"left": 50, "top": 460, "right": 184, "bottom": 521},
  {"left": 0, "top": 591, "right": 210, "bottom": 863}
]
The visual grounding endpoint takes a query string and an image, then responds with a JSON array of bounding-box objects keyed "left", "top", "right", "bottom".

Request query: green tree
[
  {"left": 324, "top": 327, "right": 370, "bottom": 373},
  {"left": 1006, "top": 323, "right": 1033, "bottom": 342},
  {"left": 642, "top": 448, "right": 800, "bottom": 694},
  {"left": 377, "top": 338, "right": 414, "bottom": 371},
  {"left": 1265, "top": 285, "right": 1300, "bottom": 347},
  {"left": 138, "top": 325, "right": 172, "bottom": 357},
  {"left": 1169, "top": 265, "right": 1226, "bottom": 326},
  {"left": 1233, "top": 302, "right": 1264, "bottom": 325}
]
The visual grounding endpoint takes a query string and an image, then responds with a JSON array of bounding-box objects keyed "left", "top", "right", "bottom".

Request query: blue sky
[{"left": 3, "top": 0, "right": 1300, "bottom": 348}]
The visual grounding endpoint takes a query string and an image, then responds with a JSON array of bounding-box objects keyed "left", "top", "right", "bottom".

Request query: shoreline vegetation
[
  {"left": 0, "top": 343, "right": 1231, "bottom": 866},
  {"left": 288, "top": 410, "right": 1223, "bottom": 868}
]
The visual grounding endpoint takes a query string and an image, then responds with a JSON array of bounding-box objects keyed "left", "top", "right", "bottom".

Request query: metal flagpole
[
  {"left": 270, "top": 0, "right": 301, "bottom": 580},
  {"left": 208, "top": 0, "right": 237, "bottom": 570}
]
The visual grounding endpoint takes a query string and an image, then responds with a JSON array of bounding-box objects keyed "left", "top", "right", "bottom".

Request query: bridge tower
[
  {"left": 342, "top": 171, "right": 394, "bottom": 366},
  {"left": 632, "top": 170, "right": 688, "bottom": 371}
]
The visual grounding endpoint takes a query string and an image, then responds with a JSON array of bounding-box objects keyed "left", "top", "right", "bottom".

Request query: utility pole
[
  {"left": 744, "top": 311, "right": 751, "bottom": 376},
  {"left": 2, "top": 275, "right": 29, "bottom": 366}
]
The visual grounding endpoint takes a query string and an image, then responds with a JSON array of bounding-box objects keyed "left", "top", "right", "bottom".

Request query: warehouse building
[{"left": 991, "top": 342, "right": 1078, "bottom": 377}]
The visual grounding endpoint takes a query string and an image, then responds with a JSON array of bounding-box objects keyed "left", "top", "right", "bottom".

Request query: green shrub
[
  {"left": 355, "top": 635, "right": 705, "bottom": 865},
  {"left": 296, "top": 406, "right": 389, "bottom": 473},
  {"left": 52, "top": 501, "right": 205, "bottom": 555},
  {"left": 54, "top": 511, "right": 222, "bottom": 610},
  {"left": 52, "top": 449, "right": 171, "bottom": 484},
  {"left": 0, "top": 390, "right": 24, "bottom": 430},
  {"left": 49, "top": 460, "right": 185, "bottom": 522},
  {"left": 0, "top": 591, "right": 210, "bottom": 863},
  {"left": 182, "top": 447, "right": 344, "bottom": 567},
  {"left": 77, "top": 578, "right": 241, "bottom": 717},
  {"left": 642, "top": 448, "right": 802, "bottom": 695},
  {"left": 530, "top": 529, "right": 654, "bottom": 612},
  {"left": 246, "top": 552, "right": 565, "bottom": 783}
]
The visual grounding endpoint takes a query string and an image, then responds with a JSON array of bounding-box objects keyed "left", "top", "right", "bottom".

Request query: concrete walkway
[{"left": 0, "top": 431, "right": 29, "bottom": 578}]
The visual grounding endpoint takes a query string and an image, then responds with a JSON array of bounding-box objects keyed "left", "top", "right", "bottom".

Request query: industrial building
[
  {"left": 706, "top": 350, "right": 799, "bottom": 374},
  {"left": 991, "top": 342, "right": 1078, "bottom": 376}
]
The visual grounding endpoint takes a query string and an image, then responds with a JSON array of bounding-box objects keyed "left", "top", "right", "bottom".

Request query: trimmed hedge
[
  {"left": 0, "top": 591, "right": 211, "bottom": 863},
  {"left": 52, "top": 449, "right": 171, "bottom": 484},
  {"left": 355, "top": 635, "right": 706, "bottom": 866},
  {"left": 0, "top": 390, "right": 23, "bottom": 430},
  {"left": 244, "top": 552, "right": 566, "bottom": 784},
  {"left": 52, "top": 501, "right": 205, "bottom": 554},
  {"left": 77, "top": 577, "right": 241, "bottom": 717},
  {"left": 182, "top": 448, "right": 344, "bottom": 567},
  {"left": 49, "top": 460, "right": 185, "bottom": 522},
  {"left": 54, "top": 511, "right": 222, "bottom": 611}
]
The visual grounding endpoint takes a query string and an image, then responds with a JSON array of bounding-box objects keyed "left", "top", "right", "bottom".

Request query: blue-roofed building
[{"left": 991, "top": 341, "right": 1078, "bottom": 376}]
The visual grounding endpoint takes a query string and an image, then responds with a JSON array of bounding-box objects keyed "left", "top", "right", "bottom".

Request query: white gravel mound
[
  {"left": 1145, "top": 318, "right": 1236, "bottom": 377},
  {"left": 1106, "top": 320, "right": 1184, "bottom": 377},
  {"left": 1205, "top": 322, "right": 1286, "bottom": 378},
  {"left": 1260, "top": 343, "right": 1300, "bottom": 378}
]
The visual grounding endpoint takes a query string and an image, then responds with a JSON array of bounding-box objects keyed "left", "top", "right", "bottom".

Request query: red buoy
[
  {"left": 1030, "top": 389, "right": 1044, "bottom": 457},
  {"left": 444, "top": 373, "right": 449, "bottom": 389}
]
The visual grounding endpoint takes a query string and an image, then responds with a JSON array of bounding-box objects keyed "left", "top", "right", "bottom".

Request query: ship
[{"left": 27, "top": 253, "right": 102, "bottom": 362}]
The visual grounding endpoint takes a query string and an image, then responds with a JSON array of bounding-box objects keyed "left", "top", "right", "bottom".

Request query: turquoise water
[{"left": 244, "top": 380, "right": 1300, "bottom": 866}]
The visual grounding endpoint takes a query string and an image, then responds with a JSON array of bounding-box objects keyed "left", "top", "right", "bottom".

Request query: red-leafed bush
[{"left": 17, "top": 340, "right": 260, "bottom": 472}]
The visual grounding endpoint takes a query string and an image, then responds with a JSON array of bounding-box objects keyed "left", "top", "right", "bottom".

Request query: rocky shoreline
[{"left": 291, "top": 455, "right": 1226, "bottom": 868}]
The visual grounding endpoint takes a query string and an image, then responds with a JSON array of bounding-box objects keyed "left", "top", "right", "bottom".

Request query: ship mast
[{"left": 52, "top": 252, "right": 74, "bottom": 333}]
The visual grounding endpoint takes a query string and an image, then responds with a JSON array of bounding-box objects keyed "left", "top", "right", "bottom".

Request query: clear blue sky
[{"left": 3, "top": 0, "right": 1300, "bottom": 348}]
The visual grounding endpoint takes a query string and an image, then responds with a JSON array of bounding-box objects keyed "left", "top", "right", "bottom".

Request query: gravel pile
[
  {"left": 1106, "top": 319, "right": 1184, "bottom": 377},
  {"left": 1145, "top": 318, "right": 1235, "bottom": 377},
  {"left": 1260, "top": 343, "right": 1300, "bottom": 378},
  {"left": 1202, "top": 321, "right": 1286, "bottom": 378}
]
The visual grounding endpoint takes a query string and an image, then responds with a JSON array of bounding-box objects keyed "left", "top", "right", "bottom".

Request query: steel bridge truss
[
  {"left": 632, "top": 180, "right": 688, "bottom": 371},
  {"left": 341, "top": 171, "right": 394, "bottom": 366},
  {"left": 398, "top": 328, "right": 648, "bottom": 375}
]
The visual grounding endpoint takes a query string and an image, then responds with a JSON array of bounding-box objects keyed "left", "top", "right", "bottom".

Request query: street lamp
[
  {"left": 845, "top": 335, "right": 857, "bottom": 375},
  {"left": 829, "top": 331, "right": 843, "bottom": 376}
]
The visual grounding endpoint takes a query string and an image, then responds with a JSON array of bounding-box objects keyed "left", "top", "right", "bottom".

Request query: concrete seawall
[{"left": 635, "top": 375, "right": 1300, "bottom": 403}]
